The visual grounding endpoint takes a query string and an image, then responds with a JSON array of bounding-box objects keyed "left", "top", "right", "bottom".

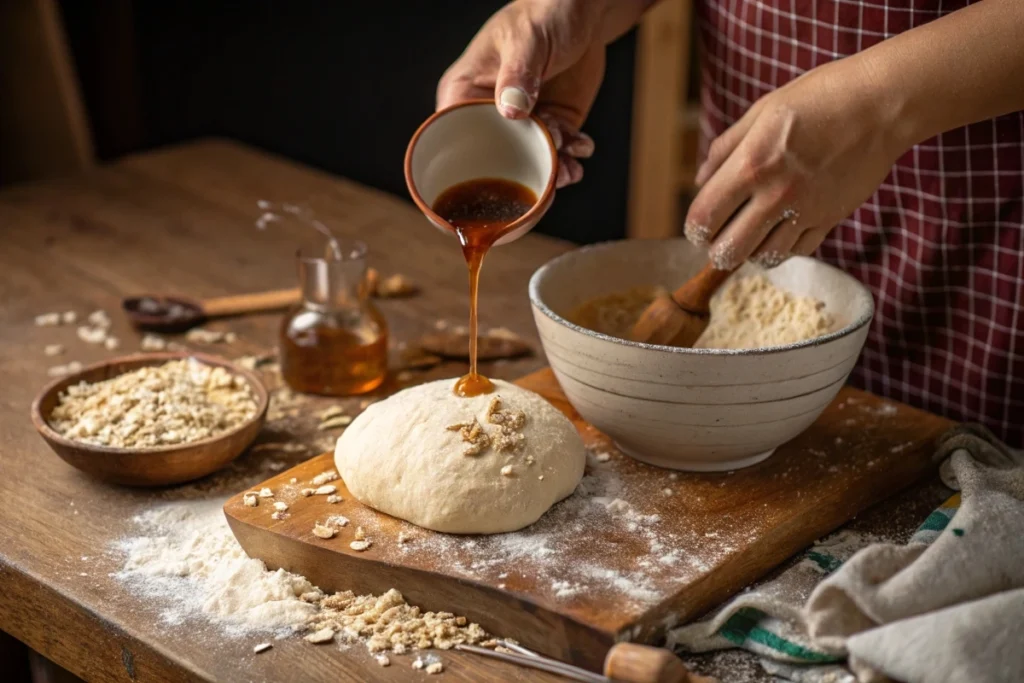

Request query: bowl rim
[
  {"left": 30, "top": 351, "right": 270, "bottom": 456},
  {"left": 528, "top": 239, "right": 875, "bottom": 356},
  {"left": 403, "top": 99, "right": 559, "bottom": 243}
]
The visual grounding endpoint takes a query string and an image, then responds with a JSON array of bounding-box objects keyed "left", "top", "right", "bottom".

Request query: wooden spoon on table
[
  {"left": 122, "top": 289, "right": 301, "bottom": 333},
  {"left": 629, "top": 264, "right": 736, "bottom": 348}
]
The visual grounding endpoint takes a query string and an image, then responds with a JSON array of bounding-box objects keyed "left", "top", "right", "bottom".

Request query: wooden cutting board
[{"left": 224, "top": 368, "right": 953, "bottom": 671}]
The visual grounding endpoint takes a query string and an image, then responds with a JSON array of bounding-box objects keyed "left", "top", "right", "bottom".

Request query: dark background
[{"left": 59, "top": 1, "right": 638, "bottom": 245}]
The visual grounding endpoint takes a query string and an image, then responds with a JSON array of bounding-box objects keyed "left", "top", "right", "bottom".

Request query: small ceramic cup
[{"left": 404, "top": 99, "right": 558, "bottom": 246}]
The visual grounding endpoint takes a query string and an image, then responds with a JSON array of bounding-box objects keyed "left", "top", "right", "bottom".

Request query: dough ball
[{"left": 335, "top": 378, "right": 585, "bottom": 534}]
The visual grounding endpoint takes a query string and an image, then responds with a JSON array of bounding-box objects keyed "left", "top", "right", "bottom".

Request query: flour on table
[
  {"left": 115, "top": 499, "right": 318, "bottom": 635},
  {"left": 114, "top": 499, "right": 487, "bottom": 655}
]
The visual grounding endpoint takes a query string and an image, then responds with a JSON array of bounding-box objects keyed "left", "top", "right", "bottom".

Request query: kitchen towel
[{"left": 668, "top": 424, "right": 1024, "bottom": 683}]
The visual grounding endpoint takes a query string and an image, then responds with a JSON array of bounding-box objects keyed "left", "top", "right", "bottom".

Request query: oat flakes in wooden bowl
[{"left": 31, "top": 352, "right": 269, "bottom": 486}]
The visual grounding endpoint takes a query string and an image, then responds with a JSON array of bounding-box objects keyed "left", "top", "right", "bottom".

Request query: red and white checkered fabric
[{"left": 697, "top": 0, "right": 1024, "bottom": 446}]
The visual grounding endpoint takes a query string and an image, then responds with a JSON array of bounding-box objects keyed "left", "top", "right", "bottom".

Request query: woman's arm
[
  {"left": 865, "top": 0, "right": 1024, "bottom": 150},
  {"left": 687, "top": 0, "right": 1024, "bottom": 270}
]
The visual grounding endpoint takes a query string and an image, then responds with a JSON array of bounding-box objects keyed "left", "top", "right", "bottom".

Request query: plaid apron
[{"left": 698, "top": 0, "right": 1024, "bottom": 445}]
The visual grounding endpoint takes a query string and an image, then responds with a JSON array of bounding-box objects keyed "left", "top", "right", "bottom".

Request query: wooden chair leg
[
  {"left": 0, "top": 0, "right": 95, "bottom": 185},
  {"left": 627, "top": 0, "right": 692, "bottom": 240}
]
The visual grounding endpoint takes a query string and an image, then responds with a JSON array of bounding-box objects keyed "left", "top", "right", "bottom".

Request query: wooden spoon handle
[
  {"left": 671, "top": 264, "right": 736, "bottom": 316},
  {"left": 603, "top": 643, "right": 716, "bottom": 683},
  {"left": 199, "top": 288, "right": 301, "bottom": 317}
]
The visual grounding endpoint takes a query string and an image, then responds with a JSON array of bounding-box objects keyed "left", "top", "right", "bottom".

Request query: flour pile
[
  {"left": 115, "top": 499, "right": 489, "bottom": 655},
  {"left": 695, "top": 274, "right": 834, "bottom": 349},
  {"left": 116, "top": 499, "right": 318, "bottom": 635}
]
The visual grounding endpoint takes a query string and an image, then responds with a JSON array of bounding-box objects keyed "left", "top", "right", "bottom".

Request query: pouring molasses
[{"left": 431, "top": 178, "right": 537, "bottom": 397}]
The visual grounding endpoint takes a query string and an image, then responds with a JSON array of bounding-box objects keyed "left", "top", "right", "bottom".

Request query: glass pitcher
[{"left": 279, "top": 240, "right": 388, "bottom": 396}]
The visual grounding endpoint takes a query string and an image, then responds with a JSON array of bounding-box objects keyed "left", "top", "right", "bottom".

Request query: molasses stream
[{"left": 431, "top": 178, "right": 537, "bottom": 397}]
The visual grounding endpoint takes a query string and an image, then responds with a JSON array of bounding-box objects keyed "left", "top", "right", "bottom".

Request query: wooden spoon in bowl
[{"left": 629, "top": 263, "right": 736, "bottom": 348}]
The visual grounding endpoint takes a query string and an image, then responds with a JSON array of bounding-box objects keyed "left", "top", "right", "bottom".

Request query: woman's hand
[
  {"left": 438, "top": 0, "right": 622, "bottom": 188},
  {"left": 685, "top": 57, "right": 908, "bottom": 269}
]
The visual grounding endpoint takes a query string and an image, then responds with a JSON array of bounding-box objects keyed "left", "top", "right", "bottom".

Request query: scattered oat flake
[
  {"left": 271, "top": 511, "right": 289, "bottom": 520},
  {"left": 301, "top": 488, "right": 315, "bottom": 497},
  {"left": 253, "top": 643, "right": 272, "bottom": 654},
  {"left": 243, "top": 494, "right": 258, "bottom": 507},
  {"left": 354, "top": 526, "right": 366, "bottom": 541},
  {"left": 350, "top": 540, "right": 372, "bottom": 551},
  {"left": 305, "top": 628, "right": 335, "bottom": 644},
  {"left": 595, "top": 452, "right": 611, "bottom": 463},
  {"left": 377, "top": 273, "right": 418, "bottom": 298},
  {"left": 88, "top": 310, "right": 111, "bottom": 328},
  {"left": 326, "top": 495, "right": 342, "bottom": 504},
  {"left": 289, "top": 477, "right": 298, "bottom": 484},
  {"left": 61, "top": 311, "right": 77, "bottom": 324},
  {"left": 186, "top": 328, "right": 234, "bottom": 344},
  {"left": 312, "top": 524, "right": 336, "bottom": 539},
  {"left": 662, "top": 488, "right": 673, "bottom": 496},
  {"left": 318, "top": 406, "right": 346, "bottom": 421},
  {"left": 44, "top": 344, "right": 64, "bottom": 357},
  {"left": 376, "top": 654, "right": 391, "bottom": 667},
  {"left": 314, "top": 485, "right": 337, "bottom": 495},
  {"left": 140, "top": 334, "right": 167, "bottom": 351},
  {"left": 259, "top": 488, "right": 274, "bottom": 498},
  {"left": 311, "top": 471, "right": 339, "bottom": 486},
  {"left": 77, "top": 326, "right": 107, "bottom": 344},
  {"left": 319, "top": 415, "right": 353, "bottom": 430},
  {"left": 34, "top": 312, "right": 61, "bottom": 326},
  {"left": 426, "top": 662, "right": 444, "bottom": 675},
  {"left": 273, "top": 502, "right": 289, "bottom": 512},
  {"left": 500, "top": 465, "right": 513, "bottom": 477}
]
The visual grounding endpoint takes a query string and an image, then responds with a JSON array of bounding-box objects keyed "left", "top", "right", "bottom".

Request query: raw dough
[{"left": 334, "top": 378, "right": 585, "bottom": 534}]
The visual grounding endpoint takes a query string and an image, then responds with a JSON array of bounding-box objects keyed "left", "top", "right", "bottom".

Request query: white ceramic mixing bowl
[{"left": 529, "top": 239, "right": 874, "bottom": 471}]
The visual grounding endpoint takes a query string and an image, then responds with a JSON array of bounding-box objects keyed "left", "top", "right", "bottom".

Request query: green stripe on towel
[{"left": 719, "top": 608, "right": 839, "bottom": 663}]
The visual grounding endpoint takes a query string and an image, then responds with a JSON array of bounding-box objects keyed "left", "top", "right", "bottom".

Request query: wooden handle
[
  {"left": 603, "top": 643, "right": 715, "bottom": 683},
  {"left": 199, "top": 288, "right": 301, "bottom": 317},
  {"left": 671, "top": 264, "right": 735, "bottom": 316}
]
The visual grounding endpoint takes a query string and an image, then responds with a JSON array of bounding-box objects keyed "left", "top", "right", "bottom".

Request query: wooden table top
[{"left": 0, "top": 139, "right": 575, "bottom": 682}]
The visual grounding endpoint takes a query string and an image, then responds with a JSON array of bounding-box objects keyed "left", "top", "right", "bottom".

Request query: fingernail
[
  {"left": 565, "top": 132, "right": 595, "bottom": 159},
  {"left": 684, "top": 220, "right": 711, "bottom": 246},
  {"left": 547, "top": 125, "right": 563, "bottom": 150},
  {"left": 556, "top": 163, "right": 572, "bottom": 189},
  {"left": 752, "top": 250, "right": 789, "bottom": 269},
  {"left": 498, "top": 87, "right": 531, "bottom": 117},
  {"left": 709, "top": 238, "right": 738, "bottom": 270}
]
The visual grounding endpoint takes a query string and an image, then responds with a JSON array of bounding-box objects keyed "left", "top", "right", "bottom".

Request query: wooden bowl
[{"left": 30, "top": 352, "right": 269, "bottom": 486}]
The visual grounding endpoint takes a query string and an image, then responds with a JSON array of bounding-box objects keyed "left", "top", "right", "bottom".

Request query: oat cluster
[
  {"left": 48, "top": 358, "right": 258, "bottom": 448},
  {"left": 445, "top": 418, "right": 491, "bottom": 455},
  {"left": 484, "top": 396, "right": 526, "bottom": 453},
  {"left": 446, "top": 395, "right": 527, "bottom": 457},
  {"left": 303, "top": 587, "right": 487, "bottom": 653}
]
